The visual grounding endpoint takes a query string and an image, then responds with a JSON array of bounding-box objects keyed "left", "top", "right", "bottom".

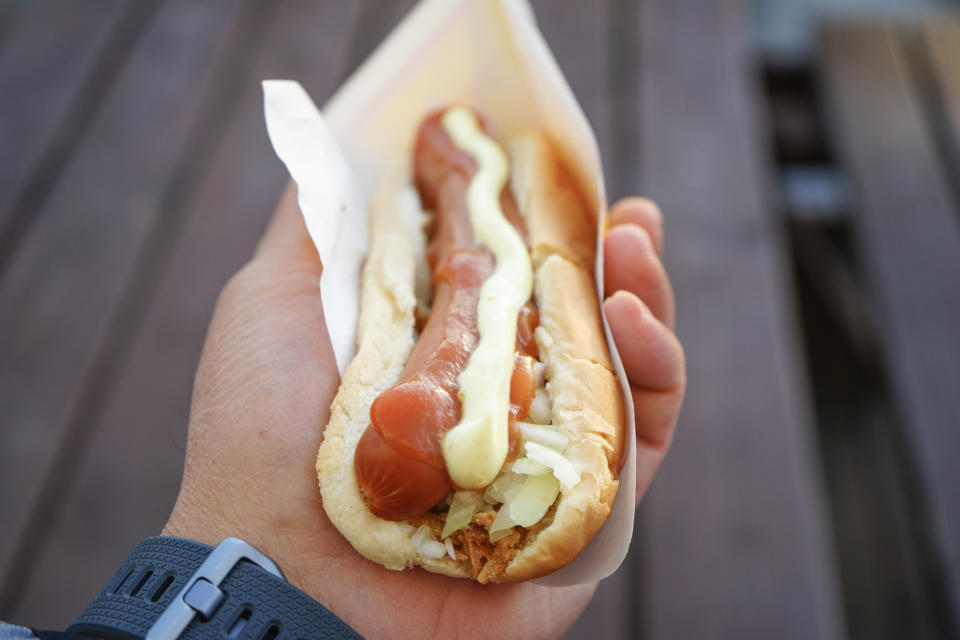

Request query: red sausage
[{"left": 354, "top": 110, "right": 537, "bottom": 521}]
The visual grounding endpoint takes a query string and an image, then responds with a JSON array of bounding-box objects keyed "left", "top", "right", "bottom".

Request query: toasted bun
[{"left": 317, "top": 132, "right": 624, "bottom": 582}]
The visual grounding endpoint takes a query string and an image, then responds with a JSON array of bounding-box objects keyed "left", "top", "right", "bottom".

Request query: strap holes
[
  {"left": 149, "top": 574, "right": 175, "bottom": 602},
  {"left": 227, "top": 607, "right": 253, "bottom": 639},
  {"left": 129, "top": 569, "right": 153, "bottom": 597},
  {"left": 260, "top": 624, "right": 280, "bottom": 640},
  {"left": 112, "top": 568, "right": 135, "bottom": 594}
]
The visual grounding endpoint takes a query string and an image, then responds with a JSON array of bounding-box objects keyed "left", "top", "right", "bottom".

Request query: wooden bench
[
  {"left": 820, "top": 18, "right": 960, "bottom": 634},
  {"left": 601, "top": 2, "right": 843, "bottom": 637}
]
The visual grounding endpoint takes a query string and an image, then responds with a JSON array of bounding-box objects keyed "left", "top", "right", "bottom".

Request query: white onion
[
  {"left": 444, "top": 537, "right": 456, "bottom": 560},
  {"left": 488, "top": 505, "right": 516, "bottom": 540},
  {"left": 508, "top": 473, "right": 560, "bottom": 526},
  {"left": 489, "top": 527, "right": 514, "bottom": 543},
  {"left": 524, "top": 441, "right": 580, "bottom": 488},
  {"left": 528, "top": 387, "right": 552, "bottom": 424},
  {"left": 533, "top": 361, "right": 547, "bottom": 387},
  {"left": 442, "top": 491, "right": 484, "bottom": 538},
  {"left": 518, "top": 422, "right": 568, "bottom": 450},
  {"left": 484, "top": 472, "right": 524, "bottom": 504},
  {"left": 411, "top": 525, "right": 446, "bottom": 559},
  {"left": 511, "top": 457, "right": 551, "bottom": 476}
]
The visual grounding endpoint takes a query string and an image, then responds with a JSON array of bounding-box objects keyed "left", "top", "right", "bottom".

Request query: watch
[{"left": 67, "top": 537, "right": 361, "bottom": 640}]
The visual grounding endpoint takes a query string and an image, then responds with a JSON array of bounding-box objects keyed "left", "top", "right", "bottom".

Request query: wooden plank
[
  {"left": 605, "top": 0, "right": 642, "bottom": 198},
  {"left": 790, "top": 221, "right": 880, "bottom": 369},
  {"left": 0, "top": 0, "right": 157, "bottom": 271},
  {"left": 5, "top": 0, "right": 407, "bottom": 629},
  {"left": 923, "top": 19, "right": 960, "bottom": 154},
  {"left": 0, "top": 0, "right": 250, "bottom": 614},
  {"left": 923, "top": 18, "right": 960, "bottom": 221},
  {"left": 635, "top": 1, "right": 844, "bottom": 637},
  {"left": 795, "top": 261, "right": 948, "bottom": 639},
  {"left": 530, "top": 0, "right": 612, "bottom": 185},
  {"left": 821, "top": 21, "right": 960, "bottom": 630}
]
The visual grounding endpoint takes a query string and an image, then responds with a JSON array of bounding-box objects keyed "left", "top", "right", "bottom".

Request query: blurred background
[{"left": 1, "top": 0, "right": 959, "bottom": 638}]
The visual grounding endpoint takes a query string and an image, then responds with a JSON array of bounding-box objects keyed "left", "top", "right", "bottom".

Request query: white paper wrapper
[{"left": 263, "top": 0, "right": 636, "bottom": 586}]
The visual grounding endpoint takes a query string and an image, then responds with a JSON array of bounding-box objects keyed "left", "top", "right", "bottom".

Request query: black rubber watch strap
[{"left": 66, "top": 537, "right": 361, "bottom": 640}]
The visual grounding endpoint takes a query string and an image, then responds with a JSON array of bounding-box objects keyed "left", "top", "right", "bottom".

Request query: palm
[
  {"left": 164, "top": 194, "right": 683, "bottom": 640},
  {"left": 167, "top": 262, "right": 591, "bottom": 639}
]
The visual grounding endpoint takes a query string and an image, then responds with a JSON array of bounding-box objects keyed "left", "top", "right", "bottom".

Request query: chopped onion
[
  {"left": 444, "top": 537, "right": 456, "bottom": 560},
  {"left": 508, "top": 473, "right": 560, "bottom": 526},
  {"left": 511, "top": 457, "right": 551, "bottom": 476},
  {"left": 528, "top": 387, "right": 552, "bottom": 424},
  {"left": 518, "top": 422, "right": 568, "bottom": 450},
  {"left": 533, "top": 361, "right": 547, "bottom": 387},
  {"left": 442, "top": 491, "right": 484, "bottom": 538},
  {"left": 411, "top": 525, "right": 446, "bottom": 559},
  {"left": 484, "top": 472, "right": 524, "bottom": 504},
  {"left": 488, "top": 505, "right": 516, "bottom": 541},
  {"left": 489, "top": 527, "right": 514, "bottom": 543},
  {"left": 524, "top": 441, "right": 580, "bottom": 487}
]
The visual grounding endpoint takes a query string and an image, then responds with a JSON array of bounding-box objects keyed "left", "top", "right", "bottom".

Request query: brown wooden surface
[
  {"left": 9, "top": 0, "right": 943, "bottom": 637},
  {"left": 0, "top": 0, "right": 411, "bottom": 627},
  {"left": 924, "top": 21, "right": 960, "bottom": 164},
  {"left": 0, "top": 0, "right": 141, "bottom": 241},
  {"left": 0, "top": 0, "right": 245, "bottom": 606},
  {"left": 634, "top": 1, "right": 844, "bottom": 638},
  {"left": 8, "top": 0, "right": 361, "bottom": 625},
  {"left": 821, "top": 20, "right": 960, "bottom": 632}
]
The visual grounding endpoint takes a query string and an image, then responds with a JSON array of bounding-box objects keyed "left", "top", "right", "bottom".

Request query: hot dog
[{"left": 317, "top": 106, "right": 624, "bottom": 583}]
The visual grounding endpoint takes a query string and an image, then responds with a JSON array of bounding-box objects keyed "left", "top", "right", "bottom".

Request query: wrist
[
  {"left": 162, "top": 506, "right": 308, "bottom": 594},
  {"left": 68, "top": 536, "right": 359, "bottom": 640}
]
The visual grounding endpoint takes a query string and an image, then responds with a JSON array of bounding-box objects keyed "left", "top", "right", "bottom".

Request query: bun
[{"left": 316, "top": 131, "right": 624, "bottom": 582}]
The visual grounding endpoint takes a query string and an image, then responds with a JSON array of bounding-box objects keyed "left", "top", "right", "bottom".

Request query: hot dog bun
[{"left": 317, "top": 130, "right": 624, "bottom": 582}]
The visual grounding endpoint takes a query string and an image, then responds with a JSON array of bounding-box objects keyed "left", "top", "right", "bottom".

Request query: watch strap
[{"left": 67, "top": 537, "right": 360, "bottom": 640}]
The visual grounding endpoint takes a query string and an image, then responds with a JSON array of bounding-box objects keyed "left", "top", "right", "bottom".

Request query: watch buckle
[{"left": 146, "top": 537, "right": 284, "bottom": 640}]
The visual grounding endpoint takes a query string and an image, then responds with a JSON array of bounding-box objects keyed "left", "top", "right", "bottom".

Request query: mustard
[{"left": 440, "top": 107, "right": 534, "bottom": 489}]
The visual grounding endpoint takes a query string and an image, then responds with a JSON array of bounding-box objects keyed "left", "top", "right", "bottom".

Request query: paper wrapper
[{"left": 262, "top": 0, "right": 636, "bottom": 586}]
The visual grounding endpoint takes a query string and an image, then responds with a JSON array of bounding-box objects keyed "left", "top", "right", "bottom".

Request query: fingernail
[
  {"left": 607, "top": 290, "right": 652, "bottom": 317},
  {"left": 617, "top": 224, "right": 653, "bottom": 253}
]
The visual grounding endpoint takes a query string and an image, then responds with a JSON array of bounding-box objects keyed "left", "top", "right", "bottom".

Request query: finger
[
  {"left": 611, "top": 197, "right": 663, "bottom": 256},
  {"left": 636, "top": 444, "right": 668, "bottom": 507},
  {"left": 631, "top": 385, "right": 684, "bottom": 451},
  {"left": 253, "top": 182, "right": 322, "bottom": 276},
  {"left": 633, "top": 385, "right": 684, "bottom": 506},
  {"left": 632, "top": 386, "right": 685, "bottom": 508},
  {"left": 604, "top": 291, "right": 685, "bottom": 393},
  {"left": 604, "top": 224, "right": 675, "bottom": 328}
]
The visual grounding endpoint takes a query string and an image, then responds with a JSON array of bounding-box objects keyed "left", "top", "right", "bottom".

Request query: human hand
[{"left": 162, "top": 188, "right": 685, "bottom": 639}]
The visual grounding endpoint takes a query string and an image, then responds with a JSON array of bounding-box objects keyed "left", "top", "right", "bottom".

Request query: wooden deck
[{"left": 1, "top": 1, "right": 958, "bottom": 638}]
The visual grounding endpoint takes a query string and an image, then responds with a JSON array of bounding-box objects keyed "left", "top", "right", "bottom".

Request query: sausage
[
  {"left": 356, "top": 250, "right": 491, "bottom": 520},
  {"left": 353, "top": 112, "right": 537, "bottom": 521}
]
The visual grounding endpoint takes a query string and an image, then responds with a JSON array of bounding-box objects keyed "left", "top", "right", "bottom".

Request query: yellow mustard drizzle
[{"left": 440, "top": 107, "right": 534, "bottom": 489}]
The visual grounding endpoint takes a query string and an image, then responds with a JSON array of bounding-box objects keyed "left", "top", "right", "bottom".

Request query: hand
[{"left": 162, "top": 188, "right": 685, "bottom": 639}]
